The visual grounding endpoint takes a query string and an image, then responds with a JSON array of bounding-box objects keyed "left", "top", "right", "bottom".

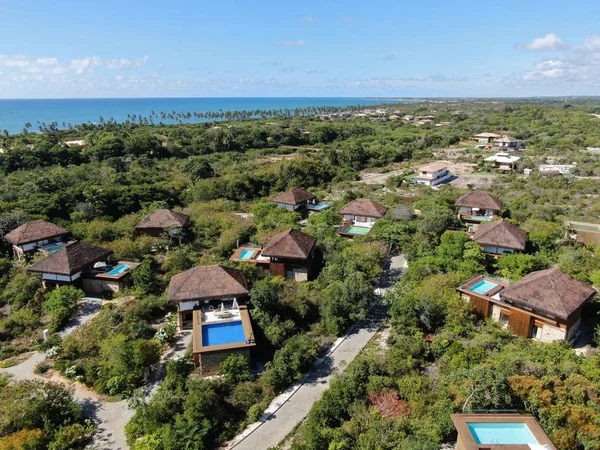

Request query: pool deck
[
  {"left": 230, "top": 246, "right": 271, "bottom": 264},
  {"left": 192, "top": 305, "right": 256, "bottom": 355},
  {"left": 87, "top": 260, "right": 140, "bottom": 280},
  {"left": 458, "top": 275, "right": 507, "bottom": 298},
  {"left": 451, "top": 414, "right": 558, "bottom": 450},
  {"left": 337, "top": 223, "right": 373, "bottom": 237}
]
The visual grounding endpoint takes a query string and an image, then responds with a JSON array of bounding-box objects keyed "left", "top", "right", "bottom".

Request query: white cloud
[
  {"left": 282, "top": 40, "right": 305, "bottom": 47},
  {"left": 308, "top": 68, "right": 326, "bottom": 74},
  {"left": 302, "top": 16, "right": 317, "bottom": 23},
  {"left": 518, "top": 33, "right": 565, "bottom": 51},
  {"left": 518, "top": 35, "right": 600, "bottom": 85}
]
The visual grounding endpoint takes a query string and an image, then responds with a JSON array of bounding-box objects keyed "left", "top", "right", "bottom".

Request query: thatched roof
[
  {"left": 473, "top": 132, "right": 501, "bottom": 138},
  {"left": 168, "top": 265, "right": 248, "bottom": 302},
  {"left": 5, "top": 220, "right": 69, "bottom": 245},
  {"left": 455, "top": 191, "right": 502, "bottom": 211},
  {"left": 339, "top": 199, "right": 387, "bottom": 218},
  {"left": 272, "top": 187, "right": 316, "bottom": 205},
  {"left": 28, "top": 242, "right": 112, "bottom": 276},
  {"left": 262, "top": 229, "right": 317, "bottom": 259},
  {"left": 473, "top": 219, "right": 526, "bottom": 251},
  {"left": 500, "top": 267, "right": 596, "bottom": 321},
  {"left": 136, "top": 209, "right": 189, "bottom": 230}
]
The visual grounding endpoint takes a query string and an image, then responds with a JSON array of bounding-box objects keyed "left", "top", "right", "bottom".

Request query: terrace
[
  {"left": 337, "top": 223, "right": 372, "bottom": 237},
  {"left": 305, "top": 202, "right": 332, "bottom": 212},
  {"left": 452, "top": 414, "right": 557, "bottom": 449},
  {"left": 230, "top": 246, "right": 271, "bottom": 264},
  {"left": 459, "top": 275, "right": 506, "bottom": 299},
  {"left": 85, "top": 260, "right": 140, "bottom": 281}
]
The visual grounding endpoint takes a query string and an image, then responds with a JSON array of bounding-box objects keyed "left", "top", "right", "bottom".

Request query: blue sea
[{"left": 0, "top": 97, "right": 407, "bottom": 134}]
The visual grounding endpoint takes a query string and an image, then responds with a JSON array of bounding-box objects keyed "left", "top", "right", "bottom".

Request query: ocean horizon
[{"left": 0, "top": 97, "right": 408, "bottom": 135}]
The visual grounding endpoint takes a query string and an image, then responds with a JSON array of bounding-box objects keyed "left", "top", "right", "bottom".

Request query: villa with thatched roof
[
  {"left": 458, "top": 268, "right": 595, "bottom": 342},
  {"left": 272, "top": 187, "right": 317, "bottom": 211},
  {"left": 168, "top": 265, "right": 249, "bottom": 329},
  {"left": 4, "top": 220, "right": 70, "bottom": 261},
  {"left": 337, "top": 199, "right": 387, "bottom": 237},
  {"left": 28, "top": 242, "right": 112, "bottom": 287},
  {"left": 472, "top": 219, "right": 526, "bottom": 256},
  {"left": 455, "top": 191, "right": 503, "bottom": 231},
  {"left": 262, "top": 229, "right": 319, "bottom": 281},
  {"left": 135, "top": 209, "right": 190, "bottom": 238},
  {"left": 168, "top": 265, "right": 255, "bottom": 374}
]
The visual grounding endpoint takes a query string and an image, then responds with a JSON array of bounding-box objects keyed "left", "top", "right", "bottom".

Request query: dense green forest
[{"left": 1, "top": 99, "right": 600, "bottom": 449}]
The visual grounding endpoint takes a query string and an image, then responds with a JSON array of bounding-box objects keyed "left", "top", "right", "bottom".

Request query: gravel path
[{"left": 227, "top": 255, "right": 406, "bottom": 450}]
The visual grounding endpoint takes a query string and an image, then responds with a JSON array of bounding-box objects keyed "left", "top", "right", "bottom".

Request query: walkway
[
  {"left": 228, "top": 255, "right": 406, "bottom": 450},
  {"left": 0, "top": 297, "right": 192, "bottom": 450}
]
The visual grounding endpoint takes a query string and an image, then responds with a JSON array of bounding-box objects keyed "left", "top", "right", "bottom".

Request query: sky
[{"left": 2, "top": 0, "right": 600, "bottom": 98}]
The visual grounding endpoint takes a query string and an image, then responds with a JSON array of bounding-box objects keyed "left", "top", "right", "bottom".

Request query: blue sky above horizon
[{"left": 2, "top": 0, "right": 600, "bottom": 98}]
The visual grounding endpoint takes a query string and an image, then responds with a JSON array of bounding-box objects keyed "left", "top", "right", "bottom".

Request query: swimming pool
[
  {"left": 202, "top": 321, "right": 246, "bottom": 346},
  {"left": 238, "top": 249, "right": 255, "bottom": 260},
  {"left": 468, "top": 279, "right": 498, "bottom": 295},
  {"left": 467, "top": 422, "right": 538, "bottom": 445},
  {"left": 43, "top": 243, "right": 66, "bottom": 253},
  {"left": 344, "top": 226, "right": 370, "bottom": 235},
  {"left": 308, "top": 203, "right": 331, "bottom": 211},
  {"left": 468, "top": 215, "right": 492, "bottom": 222},
  {"left": 106, "top": 263, "right": 132, "bottom": 277}
]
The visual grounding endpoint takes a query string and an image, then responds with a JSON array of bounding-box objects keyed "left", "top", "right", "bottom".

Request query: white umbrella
[
  {"left": 220, "top": 302, "right": 225, "bottom": 312},
  {"left": 232, "top": 298, "right": 239, "bottom": 310}
]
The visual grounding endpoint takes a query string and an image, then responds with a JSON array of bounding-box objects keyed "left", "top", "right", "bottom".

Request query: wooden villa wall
[
  {"left": 467, "top": 295, "right": 490, "bottom": 318},
  {"left": 269, "top": 262, "right": 285, "bottom": 277},
  {"left": 508, "top": 309, "right": 532, "bottom": 337}
]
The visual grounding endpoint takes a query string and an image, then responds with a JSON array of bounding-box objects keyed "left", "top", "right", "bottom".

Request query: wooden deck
[{"left": 192, "top": 305, "right": 256, "bottom": 355}]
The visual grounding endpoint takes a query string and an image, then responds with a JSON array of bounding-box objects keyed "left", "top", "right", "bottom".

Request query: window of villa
[
  {"left": 286, "top": 270, "right": 294, "bottom": 280},
  {"left": 532, "top": 322, "right": 544, "bottom": 340},
  {"left": 499, "top": 309, "right": 510, "bottom": 328},
  {"left": 356, "top": 216, "right": 367, "bottom": 222}
]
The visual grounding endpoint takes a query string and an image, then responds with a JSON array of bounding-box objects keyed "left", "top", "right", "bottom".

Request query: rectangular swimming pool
[
  {"left": 468, "top": 215, "right": 493, "bottom": 222},
  {"left": 467, "top": 422, "right": 538, "bottom": 445},
  {"left": 344, "top": 226, "right": 371, "bottom": 235},
  {"left": 202, "top": 321, "right": 246, "bottom": 346},
  {"left": 106, "top": 263, "right": 131, "bottom": 276},
  {"left": 468, "top": 279, "right": 498, "bottom": 295},
  {"left": 238, "top": 249, "right": 255, "bottom": 260}
]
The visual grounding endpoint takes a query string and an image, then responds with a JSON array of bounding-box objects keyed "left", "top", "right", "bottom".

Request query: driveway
[{"left": 227, "top": 256, "right": 406, "bottom": 450}]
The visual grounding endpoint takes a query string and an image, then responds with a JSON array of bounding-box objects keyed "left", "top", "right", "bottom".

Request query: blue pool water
[
  {"left": 468, "top": 280, "right": 498, "bottom": 295},
  {"left": 106, "top": 263, "right": 131, "bottom": 276},
  {"left": 309, "top": 203, "right": 331, "bottom": 211},
  {"left": 467, "top": 422, "right": 538, "bottom": 445},
  {"left": 238, "top": 249, "right": 255, "bottom": 260},
  {"left": 202, "top": 321, "right": 246, "bottom": 346},
  {"left": 44, "top": 243, "right": 66, "bottom": 253}
]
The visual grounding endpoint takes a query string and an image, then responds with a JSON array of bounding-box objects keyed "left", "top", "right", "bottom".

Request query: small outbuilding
[
  {"left": 135, "top": 209, "right": 190, "bottom": 239},
  {"left": 472, "top": 219, "right": 526, "bottom": 255}
]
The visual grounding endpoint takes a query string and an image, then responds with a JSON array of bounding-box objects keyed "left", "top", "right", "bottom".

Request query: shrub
[
  {"left": 263, "top": 334, "right": 320, "bottom": 392},
  {"left": 219, "top": 353, "right": 252, "bottom": 385},
  {"left": 43, "top": 286, "right": 83, "bottom": 331}
]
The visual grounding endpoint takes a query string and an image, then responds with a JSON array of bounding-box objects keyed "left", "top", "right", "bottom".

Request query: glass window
[
  {"left": 532, "top": 324, "right": 543, "bottom": 340},
  {"left": 499, "top": 310, "right": 510, "bottom": 328}
]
